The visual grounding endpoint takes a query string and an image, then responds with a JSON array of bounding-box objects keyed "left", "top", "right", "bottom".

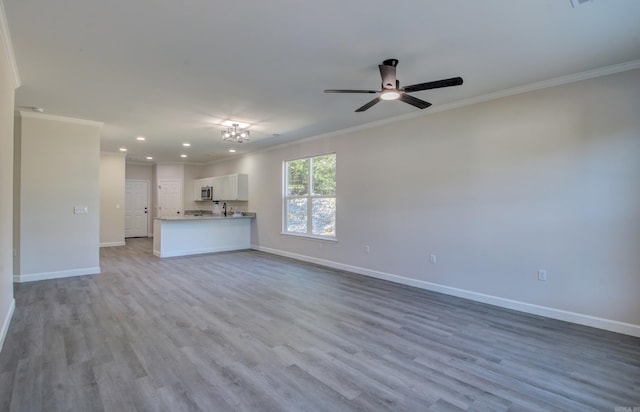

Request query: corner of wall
[
  {"left": 0, "top": 298, "right": 15, "bottom": 351},
  {"left": 0, "top": 0, "right": 20, "bottom": 88},
  {"left": 1, "top": 0, "right": 18, "bottom": 353}
]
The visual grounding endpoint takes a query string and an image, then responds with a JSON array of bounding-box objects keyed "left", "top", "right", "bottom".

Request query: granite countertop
[{"left": 155, "top": 212, "right": 255, "bottom": 221}]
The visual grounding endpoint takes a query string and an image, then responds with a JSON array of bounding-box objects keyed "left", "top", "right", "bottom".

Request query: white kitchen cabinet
[
  {"left": 212, "top": 174, "right": 248, "bottom": 201},
  {"left": 209, "top": 176, "right": 226, "bottom": 200}
]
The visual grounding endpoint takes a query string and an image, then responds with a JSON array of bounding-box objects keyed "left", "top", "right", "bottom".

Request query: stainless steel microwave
[{"left": 201, "top": 186, "right": 212, "bottom": 200}]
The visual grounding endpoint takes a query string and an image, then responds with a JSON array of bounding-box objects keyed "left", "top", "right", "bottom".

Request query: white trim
[
  {"left": 14, "top": 266, "right": 101, "bottom": 283},
  {"left": 100, "top": 241, "right": 125, "bottom": 247},
  {"left": 100, "top": 151, "right": 127, "bottom": 158},
  {"left": 15, "top": 111, "right": 104, "bottom": 128},
  {"left": 0, "top": 298, "right": 15, "bottom": 352},
  {"left": 126, "top": 160, "right": 155, "bottom": 167},
  {"left": 419, "top": 59, "right": 640, "bottom": 119},
  {"left": 0, "top": 0, "right": 20, "bottom": 88},
  {"left": 252, "top": 245, "right": 640, "bottom": 338},
  {"left": 280, "top": 232, "right": 338, "bottom": 242}
]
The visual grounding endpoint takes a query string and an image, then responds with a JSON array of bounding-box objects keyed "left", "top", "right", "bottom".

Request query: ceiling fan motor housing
[{"left": 382, "top": 59, "right": 399, "bottom": 67}]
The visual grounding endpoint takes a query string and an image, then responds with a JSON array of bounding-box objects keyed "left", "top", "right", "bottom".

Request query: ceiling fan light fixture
[{"left": 380, "top": 90, "right": 401, "bottom": 101}]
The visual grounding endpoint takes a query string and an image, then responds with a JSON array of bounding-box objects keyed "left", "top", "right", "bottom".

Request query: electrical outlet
[
  {"left": 430, "top": 254, "right": 437, "bottom": 264},
  {"left": 538, "top": 270, "right": 547, "bottom": 281},
  {"left": 364, "top": 245, "right": 370, "bottom": 254},
  {"left": 74, "top": 206, "right": 88, "bottom": 214}
]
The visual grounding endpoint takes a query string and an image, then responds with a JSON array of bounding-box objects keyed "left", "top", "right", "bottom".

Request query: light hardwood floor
[{"left": 1, "top": 238, "right": 639, "bottom": 411}]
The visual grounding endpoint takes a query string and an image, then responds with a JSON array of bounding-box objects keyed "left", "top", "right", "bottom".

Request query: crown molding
[
  {"left": 261, "top": 59, "right": 640, "bottom": 153},
  {"left": 16, "top": 110, "right": 104, "bottom": 127},
  {"left": 125, "top": 160, "right": 155, "bottom": 166},
  {"left": 0, "top": 0, "right": 20, "bottom": 88},
  {"left": 100, "top": 151, "right": 127, "bottom": 158},
  {"left": 417, "top": 58, "right": 640, "bottom": 120}
]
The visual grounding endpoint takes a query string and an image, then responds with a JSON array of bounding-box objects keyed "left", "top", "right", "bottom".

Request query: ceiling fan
[{"left": 324, "top": 59, "right": 463, "bottom": 112}]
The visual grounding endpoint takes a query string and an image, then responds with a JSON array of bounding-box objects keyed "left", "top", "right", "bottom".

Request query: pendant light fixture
[{"left": 221, "top": 123, "right": 250, "bottom": 143}]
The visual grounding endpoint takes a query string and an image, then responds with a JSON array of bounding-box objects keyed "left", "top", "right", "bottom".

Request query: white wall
[
  {"left": 183, "top": 163, "right": 201, "bottom": 211},
  {"left": 100, "top": 153, "right": 125, "bottom": 246},
  {"left": 205, "top": 69, "right": 640, "bottom": 336},
  {"left": 14, "top": 112, "right": 102, "bottom": 282},
  {"left": 125, "top": 162, "right": 153, "bottom": 181},
  {"left": 156, "top": 163, "right": 184, "bottom": 181},
  {"left": 0, "top": 2, "right": 19, "bottom": 351}
]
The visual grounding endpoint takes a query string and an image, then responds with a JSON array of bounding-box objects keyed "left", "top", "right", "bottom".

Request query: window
[{"left": 284, "top": 153, "right": 336, "bottom": 239}]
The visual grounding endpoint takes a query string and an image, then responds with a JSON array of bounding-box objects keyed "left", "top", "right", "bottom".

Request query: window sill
[{"left": 281, "top": 232, "right": 338, "bottom": 243}]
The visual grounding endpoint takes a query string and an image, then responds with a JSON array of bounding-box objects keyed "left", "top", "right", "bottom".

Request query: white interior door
[
  {"left": 158, "top": 179, "right": 183, "bottom": 217},
  {"left": 125, "top": 179, "right": 149, "bottom": 237}
]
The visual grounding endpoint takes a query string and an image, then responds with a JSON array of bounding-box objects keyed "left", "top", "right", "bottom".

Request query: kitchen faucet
[{"left": 222, "top": 202, "right": 227, "bottom": 217}]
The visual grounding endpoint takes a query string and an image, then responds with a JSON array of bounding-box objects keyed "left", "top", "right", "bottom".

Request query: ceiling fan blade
[
  {"left": 378, "top": 64, "right": 397, "bottom": 90},
  {"left": 355, "top": 97, "right": 381, "bottom": 112},
  {"left": 324, "top": 89, "right": 378, "bottom": 94},
  {"left": 403, "top": 77, "right": 463, "bottom": 93},
  {"left": 398, "top": 93, "right": 432, "bottom": 109}
]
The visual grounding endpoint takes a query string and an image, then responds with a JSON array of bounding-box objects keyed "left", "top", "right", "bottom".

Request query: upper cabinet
[
  {"left": 195, "top": 173, "right": 248, "bottom": 201},
  {"left": 213, "top": 173, "right": 248, "bottom": 201}
]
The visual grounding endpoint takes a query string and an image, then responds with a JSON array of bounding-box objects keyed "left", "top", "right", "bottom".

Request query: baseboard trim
[
  {"left": 0, "top": 299, "right": 15, "bottom": 352},
  {"left": 252, "top": 245, "right": 640, "bottom": 338},
  {"left": 100, "top": 241, "right": 126, "bottom": 247},
  {"left": 14, "top": 266, "right": 101, "bottom": 283}
]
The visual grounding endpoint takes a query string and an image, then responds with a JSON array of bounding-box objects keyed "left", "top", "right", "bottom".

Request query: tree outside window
[{"left": 284, "top": 153, "right": 336, "bottom": 238}]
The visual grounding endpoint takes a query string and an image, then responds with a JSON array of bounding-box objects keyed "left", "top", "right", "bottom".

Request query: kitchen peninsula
[{"left": 153, "top": 214, "right": 254, "bottom": 258}]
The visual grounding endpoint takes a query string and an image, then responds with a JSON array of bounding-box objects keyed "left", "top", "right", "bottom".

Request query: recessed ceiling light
[
  {"left": 119, "top": 147, "right": 127, "bottom": 152},
  {"left": 136, "top": 136, "right": 145, "bottom": 141},
  {"left": 182, "top": 143, "right": 190, "bottom": 147},
  {"left": 229, "top": 149, "right": 236, "bottom": 153},
  {"left": 146, "top": 156, "right": 153, "bottom": 160},
  {"left": 180, "top": 154, "right": 187, "bottom": 158}
]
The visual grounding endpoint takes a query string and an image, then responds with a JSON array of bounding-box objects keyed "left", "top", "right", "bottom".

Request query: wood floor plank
[{"left": 1, "top": 237, "right": 639, "bottom": 411}]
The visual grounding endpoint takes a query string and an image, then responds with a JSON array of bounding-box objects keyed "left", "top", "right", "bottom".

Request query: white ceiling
[{"left": 5, "top": 0, "right": 640, "bottom": 164}]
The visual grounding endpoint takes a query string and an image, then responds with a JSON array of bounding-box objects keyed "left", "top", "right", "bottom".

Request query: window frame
[{"left": 282, "top": 153, "right": 337, "bottom": 241}]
